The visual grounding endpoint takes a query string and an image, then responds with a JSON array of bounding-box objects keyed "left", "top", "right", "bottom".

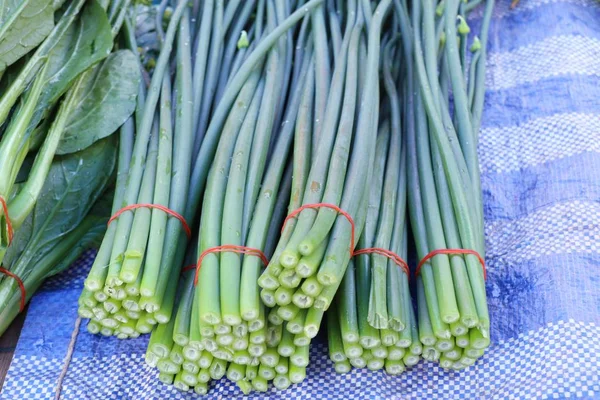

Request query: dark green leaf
[
  {"left": 57, "top": 50, "right": 140, "bottom": 154},
  {"left": 44, "top": 188, "right": 115, "bottom": 277},
  {"left": 0, "top": 0, "right": 54, "bottom": 74},
  {"left": 28, "top": 0, "right": 113, "bottom": 133},
  {"left": 43, "top": 215, "right": 106, "bottom": 278}
]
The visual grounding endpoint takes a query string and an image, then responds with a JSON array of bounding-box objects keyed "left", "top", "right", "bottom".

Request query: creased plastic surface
[{"left": 2, "top": 0, "right": 600, "bottom": 398}]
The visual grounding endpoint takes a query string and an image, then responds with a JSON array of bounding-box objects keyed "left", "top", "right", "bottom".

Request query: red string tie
[
  {"left": 181, "top": 264, "right": 196, "bottom": 273},
  {"left": 281, "top": 203, "right": 356, "bottom": 255},
  {"left": 0, "top": 267, "right": 26, "bottom": 312},
  {"left": 194, "top": 245, "right": 269, "bottom": 285},
  {"left": 0, "top": 196, "right": 14, "bottom": 244},
  {"left": 0, "top": 196, "right": 25, "bottom": 312},
  {"left": 353, "top": 248, "right": 410, "bottom": 277},
  {"left": 108, "top": 204, "right": 191, "bottom": 239},
  {"left": 416, "top": 249, "right": 487, "bottom": 280},
  {"left": 282, "top": 203, "right": 410, "bottom": 278}
]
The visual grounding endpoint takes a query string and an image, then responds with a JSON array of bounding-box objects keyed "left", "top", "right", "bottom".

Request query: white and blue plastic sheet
[{"left": 2, "top": 0, "right": 600, "bottom": 398}]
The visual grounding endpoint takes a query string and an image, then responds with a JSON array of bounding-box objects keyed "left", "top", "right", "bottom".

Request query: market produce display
[{"left": 1, "top": 0, "right": 494, "bottom": 396}]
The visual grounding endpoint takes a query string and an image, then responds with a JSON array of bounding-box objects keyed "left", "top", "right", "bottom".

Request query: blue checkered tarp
[{"left": 2, "top": 0, "right": 600, "bottom": 398}]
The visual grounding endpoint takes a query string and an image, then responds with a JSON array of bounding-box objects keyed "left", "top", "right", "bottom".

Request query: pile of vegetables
[
  {"left": 0, "top": 0, "right": 495, "bottom": 395},
  {"left": 0, "top": 0, "right": 140, "bottom": 335}
]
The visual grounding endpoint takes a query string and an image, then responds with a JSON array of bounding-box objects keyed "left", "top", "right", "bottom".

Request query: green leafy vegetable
[
  {"left": 0, "top": 0, "right": 54, "bottom": 75},
  {"left": 28, "top": 0, "right": 114, "bottom": 133},
  {"left": 58, "top": 49, "right": 141, "bottom": 154},
  {"left": 0, "top": 0, "right": 87, "bottom": 126},
  {"left": 0, "top": 0, "right": 118, "bottom": 265},
  {"left": 2, "top": 136, "right": 116, "bottom": 273},
  {"left": 0, "top": 0, "right": 137, "bottom": 339},
  {"left": 0, "top": 136, "right": 116, "bottom": 334}
]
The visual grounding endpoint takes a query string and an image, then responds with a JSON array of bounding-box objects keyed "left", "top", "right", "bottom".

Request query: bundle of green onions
[
  {"left": 141, "top": 0, "right": 326, "bottom": 394},
  {"left": 258, "top": 0, "right": 394, "bottom": 331},
  {"left": 328, "top": 37, "right": 421, "bottom": 373},
  {"left": 145, "top": 274, "right": 313, "bottom": 394},
  {"left": 195, "top": 0, "right": 300, "bottom": 335},
  {"left": 80, "top": 1, "right": 194, "bottom": 337},
  {"left": 400, "top": 0, "right": 493, "bottom": 369}
]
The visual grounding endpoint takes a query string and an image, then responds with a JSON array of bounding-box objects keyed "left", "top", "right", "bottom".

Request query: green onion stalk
[
  {"left": 262, "top": 0, "right": 360, "bottom": 294},
  {"left": 196, "top": 0, "right": 311, "bottom": 326},
  {"left": 192, "top": 0, "right": 319, "bottom": 392},
  {"left": 259, "top": 0, "right": 350, "bottom": 293}
]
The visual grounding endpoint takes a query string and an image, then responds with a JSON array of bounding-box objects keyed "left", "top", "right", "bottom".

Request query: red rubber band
[
  {"left": 194, "top": 245, "right": 269, "bottom": 285},
  {"left": 0, "top": 196, "right": 14, "bottom": 244},
  {"left": 416, "top": 249, "right": 486, "bottom": 280},
  {"left": 0, "top": 198, "right": 25, "bottom": 311},
  {"left": 282, "top": 204, "right": 409, "bottom": 278},
  {"left": 281, "top": 203, "right": 356, "bottom": 254},
  {"left": 108, "top": 204, "right": 191, "bottom": 239},
  {"left": 181, "top": 264, "right": 196, "bottom": 273},
  {"left": 353, "top": 248, "right": 410, "bottom": 277},
  {"left": 0, "top": 267, "right": 26, "bottom": 312}
]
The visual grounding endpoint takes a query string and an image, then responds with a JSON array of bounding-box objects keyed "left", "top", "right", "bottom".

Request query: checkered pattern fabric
[{"left": 2, "top": 0, "right": 600, "bottom": 398}]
